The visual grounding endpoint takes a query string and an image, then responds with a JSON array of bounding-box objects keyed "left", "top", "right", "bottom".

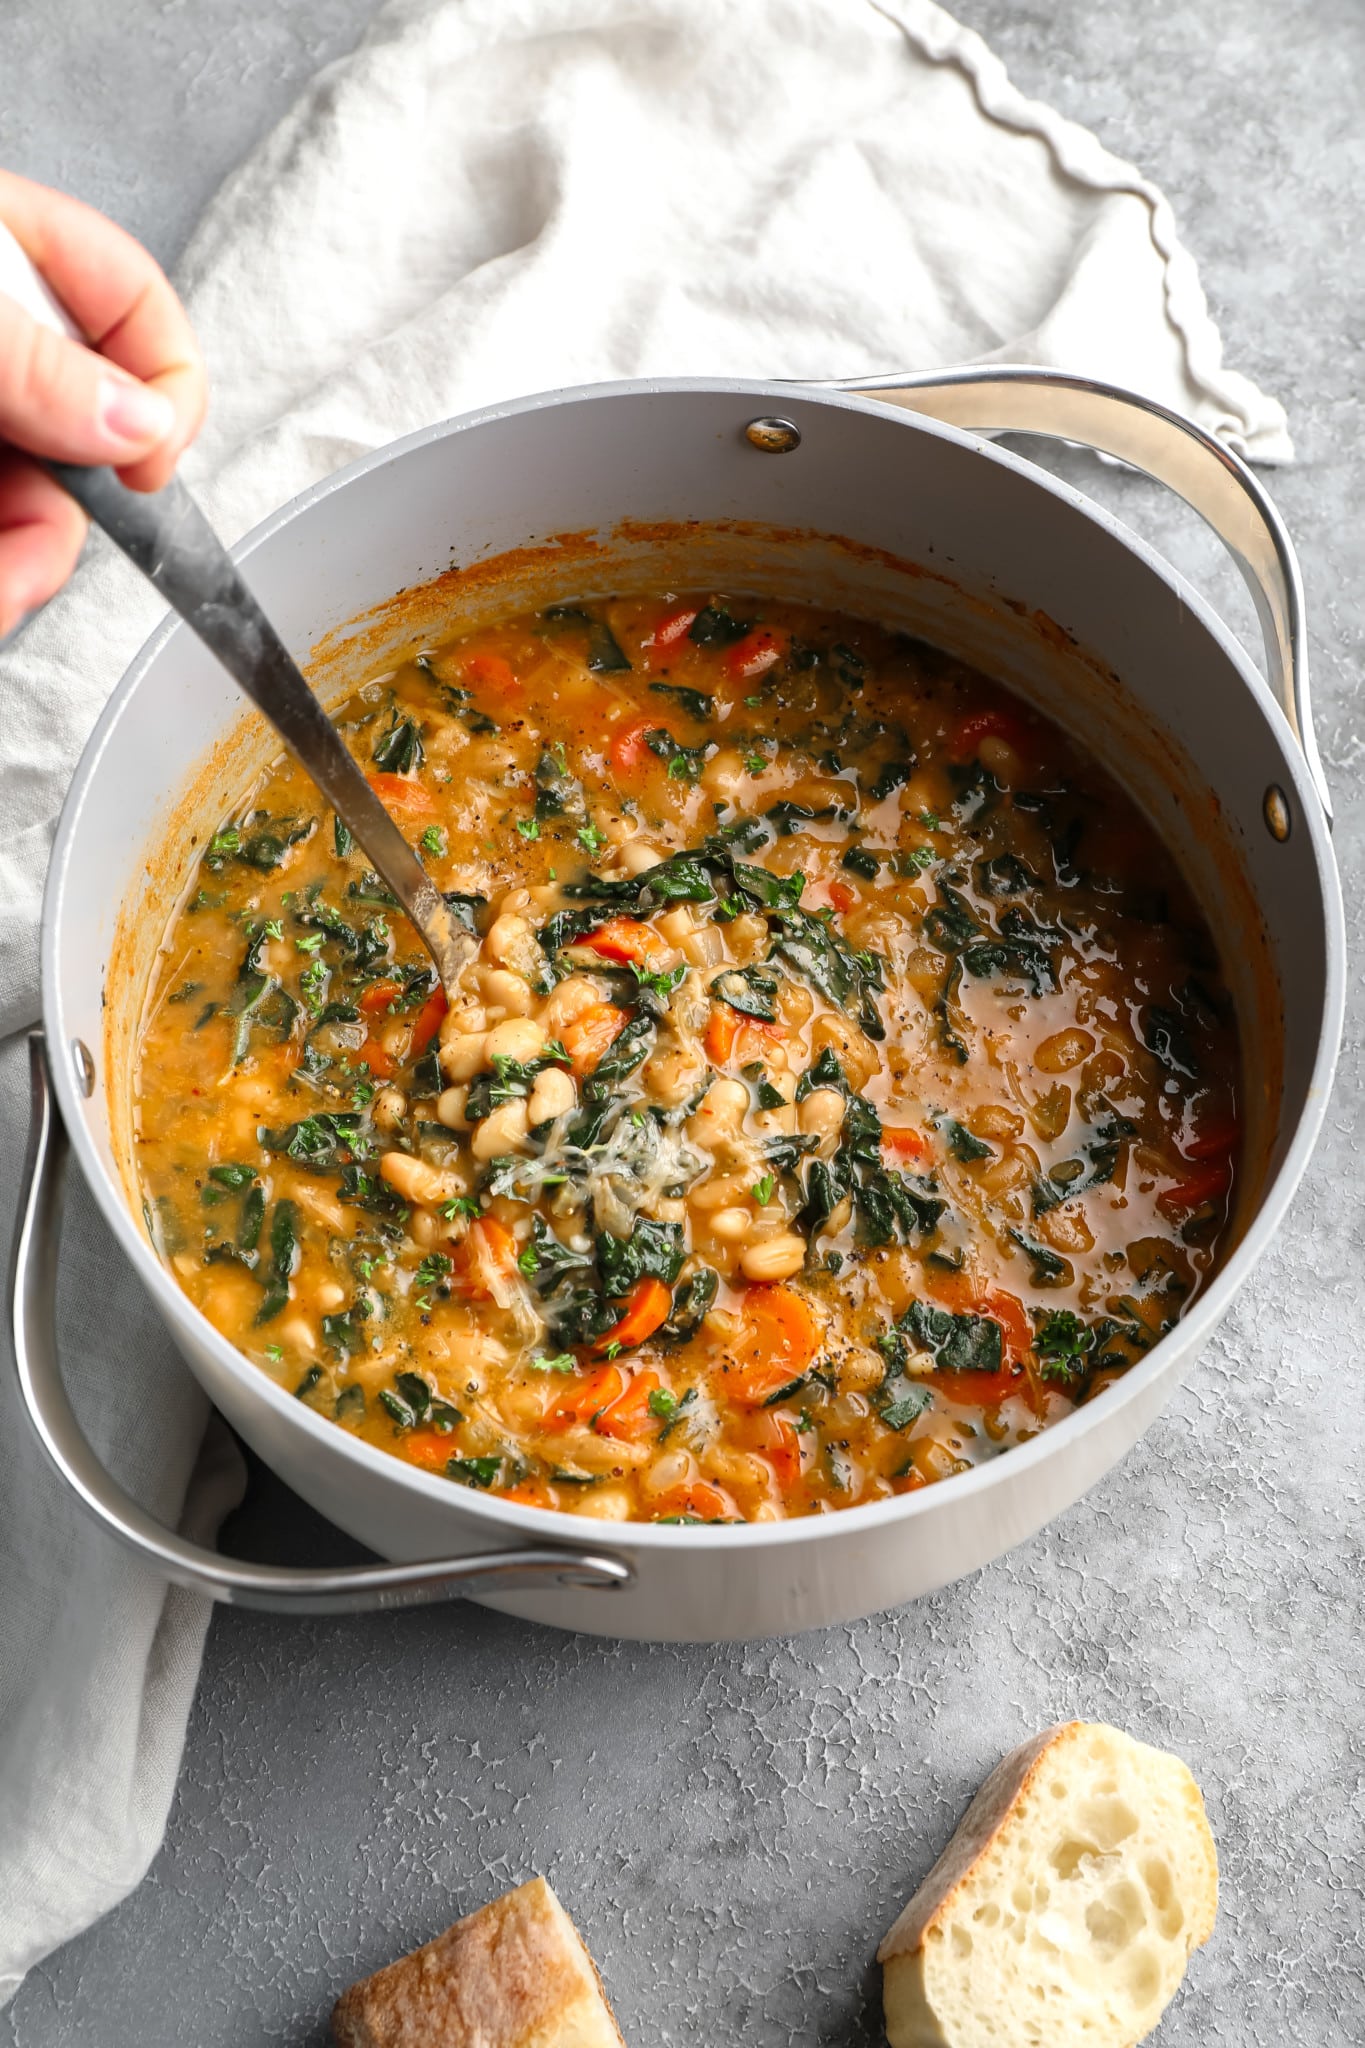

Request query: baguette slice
[
  {"left": 878, "top": 1722, "right": 1217, "bottom": 2048},
  {"left": 331, "top": 1876, "right": 627, "bottom": 2048}
]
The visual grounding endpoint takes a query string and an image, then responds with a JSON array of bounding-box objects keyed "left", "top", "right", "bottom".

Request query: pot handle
[
  {"left": 825, "top": 366, "right": 1330, "bottom": 824},
  {"left": 7, "top": 1034, "right": 632, "bottom": 1615}
]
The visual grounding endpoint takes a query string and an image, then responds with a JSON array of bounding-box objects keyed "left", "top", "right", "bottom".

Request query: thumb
[{"left": 0, "top": 289, "right": 177, "bottom": 466}]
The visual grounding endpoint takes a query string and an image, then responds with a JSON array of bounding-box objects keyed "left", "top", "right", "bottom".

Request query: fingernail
[{"left": 98, "top": 376, "right": 176, "bottom": 448}]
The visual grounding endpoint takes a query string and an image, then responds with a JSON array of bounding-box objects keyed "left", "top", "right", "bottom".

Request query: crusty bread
[
  {"left": 331, "top": 1876, "right": 627, "bottom": 2048},
  {"left": 878, "top": 1722, "right": 1218, "bottom": 2048}
]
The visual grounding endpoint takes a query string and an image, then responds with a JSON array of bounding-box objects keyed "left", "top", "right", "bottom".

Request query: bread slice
[
  {"left": 331, "top": 1876, "right": 627, "bottom": 2047},
  {"left": 878, "top": 1722, "right": 1217, "bottom": 2048}
]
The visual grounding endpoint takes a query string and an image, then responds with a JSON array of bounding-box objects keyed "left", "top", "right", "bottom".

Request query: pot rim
[{"left": 41, "top": 375, "right": 1347, "bottom": 1556}]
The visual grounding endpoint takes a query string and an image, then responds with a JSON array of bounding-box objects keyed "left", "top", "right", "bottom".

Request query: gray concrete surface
[{"left": 3, "top": 2, "right": 1363, "bottom": 2042}]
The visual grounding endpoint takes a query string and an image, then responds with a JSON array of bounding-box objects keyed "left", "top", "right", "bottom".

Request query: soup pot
[{"left": 10, "top": 368, "right": 1344, "bottom": 1642}]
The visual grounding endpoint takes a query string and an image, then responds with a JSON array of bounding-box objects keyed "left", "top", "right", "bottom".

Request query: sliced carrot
[
  {"left": 460, "top": 651, "right": 519, "bottom": 695},
  {"left": 643, "top": 604, "right": 699, "bottom": 668},
  {"left": 934, "top": 1364, "right": 1029, "bottom": 1408},
  {"left": 451, "top": 1217, "right": 518, "bottom": 1301},
  {"left": 594, "top": 1279, "right": 672, "bottom": 1358},
  {"left": 361, "top": 1038, "right": 395, "bottom": 1079},
  {"left": 827, "top": 879, "right": 857, "bottom": 914},
  {"left": 502, "top": 1478, "right": 555, "bottom": 1509},
  {"left": 649, "top": 1478, "right": 736, "bottom": 1522},
  {"left": 756, "top": 1409, "right": 804, "bottom": 1491},
  {"left": 359, "top": 980, "right": 402, "bottom": 1016},
  {"left": 610, "top": 718, "right": 657, "bottom": 776},
  {"left": 725, "top": 1285, "right": 821, "bottom": 1406},
  {"left": 723, "top": 626, "right": 786, "bottom": 682},
  {"left": 547, "top": 1363, "right": 627, "bottom": 1431},
  {"left": 1158, "top": 1158, "right": 1233, "bottom": 1215},
  {"left": 580, "top": 917, "right": 669, "bottom": 966},
  {"left": 409, "top": 986, "right": 448, "bottom": 1057},
  {"left": 367, "top": 771, "right": 436, "bottom": 815},
  {"left": 594, "top": 1366, "right": 664, "bottom": 1437},
  {"left": 1186, "top": 1116, "right": 1239, "bottom": 1160},
  {"left": 976, "top": 1286, "right": 1033, "bottom": 1366},
  {"left": 948, "top": 707, "right": 1030, "bottom": 765},
  {"left": 704, "top": 1003, "right": 741, "bottom": 1064},
  {"left": 561, "top": 1001, "right": 629, "bottom": 1077},
  {"left": 881, "top": 1125, "right": 927, "bottom": 1161},
  {"left": 403, "top": 1429, "right": 457, "bottom": 1472}
]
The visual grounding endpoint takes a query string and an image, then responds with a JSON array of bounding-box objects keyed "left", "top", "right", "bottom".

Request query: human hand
[{"left": 0, "top": 170, "right": 207, "bottom": 637}]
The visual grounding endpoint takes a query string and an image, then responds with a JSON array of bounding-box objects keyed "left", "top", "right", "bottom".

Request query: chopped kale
[
  {"left": 688, "top": 603, "right": 748, "bottom": 647},
  {"left": 649, "top": 682, "right": 714, "bottom": 720},
  {"left": 938, "top": 1117, "right": 995, "bottom": 1163},
  {"left": 372, "top": 713, "right": 425, "bottom": 775},
  {"left": 897, "top": 1299, "right": 1003, "bottom": 1375},
  {"left": 709, "top": 964, "right": 779, "bottom": 1022},
  {"left": 661, "top": 1268, "right": 718, "bottom": 1343},
  {"left": 841, "top": 846, "right": 881, "bottom": 880},
  {"left": 596, "top": 1217, "right": 686, "bottom": 1297},
  {"left": 262, "top": 1111, "right": 369, "bottom": 1171}
]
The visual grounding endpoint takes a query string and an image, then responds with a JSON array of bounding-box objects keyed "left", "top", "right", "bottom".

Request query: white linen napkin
[{"left": 0, "top": 0, "right": 1290, "bottom": 1998}]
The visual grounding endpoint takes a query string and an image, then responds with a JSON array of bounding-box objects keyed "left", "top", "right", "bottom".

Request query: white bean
[
  {"left": 441, "top": 1031, "right": 489, "bottom": 1082},
  {"left": 528, "top": 1065, "right": 576, "bottom": 1124},
  {"left": 471, "top": 1098, "right": 531, "bottom": 1160},
  {"left": 485, "top": 1016, "right": 546, "bottom": 1063},
  {"left": 436, "top": 1085, "right": 470, "bottom": 1130},
  {"left": 479, "top": 968, "right": 534, "bottom": 1016},
  {"left": 372, "top": 1086, "right": 407, "bottom": 1133},
  {"left": 484, "top": 912, "right": 538, "bottom": 973},
  {"left": 709, "top": 1206, "right": 754, "bottom": 1242},
  {"left": 798, "top": 1087, "right": 845, "bottom": 1140},
  {"left": 618, "top": 839, "right": 662, "bottom": 875},
  {"left": 739, "top": 1233, "right": 806, "bottom": 1282},
  {"left": 379, "top": 1151, "right": 463, "bottom": 1206}
]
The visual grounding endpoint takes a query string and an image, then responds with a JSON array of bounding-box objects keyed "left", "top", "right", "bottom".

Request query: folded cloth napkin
[{"left": 0, "top": 0, "right": 1290, "bottom": 1998}]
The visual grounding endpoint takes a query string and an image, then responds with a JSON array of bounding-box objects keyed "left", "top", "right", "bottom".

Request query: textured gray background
[{"left": 3, "top": 2, "right": 1363, "bottom": 2042}]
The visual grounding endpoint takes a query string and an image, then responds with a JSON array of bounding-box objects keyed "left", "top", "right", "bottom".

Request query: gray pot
[{"left": 12, "top": 369, "right": 1344, "bottom": 1640}]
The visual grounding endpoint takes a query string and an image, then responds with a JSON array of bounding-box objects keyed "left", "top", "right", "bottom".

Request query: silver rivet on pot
[
  {"left": 744, "top": 416, "right": 801, "bottom": 454},
  {"left": 1264, "top": 785, "right": 1292, "bottom": 842},
  {"left": 71, "top": 1039, "right": 96, "bottom": 1097}
]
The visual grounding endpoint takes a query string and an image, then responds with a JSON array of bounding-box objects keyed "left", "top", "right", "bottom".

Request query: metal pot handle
[
  {"left": 7, "top": 1034, "right": 632, "bottom": 1615},
  {"left": 824, "top": 365, "right": 1330, "bottom": 824}
]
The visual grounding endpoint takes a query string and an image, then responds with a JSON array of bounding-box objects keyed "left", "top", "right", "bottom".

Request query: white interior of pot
[{"left": 46, "top": 383, "right": 1332, "bottom": 1250}]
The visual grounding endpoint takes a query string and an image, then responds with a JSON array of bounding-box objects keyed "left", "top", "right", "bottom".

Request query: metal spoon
[{"left": 0, "top": 224, "right": 471, "bottom": 998}]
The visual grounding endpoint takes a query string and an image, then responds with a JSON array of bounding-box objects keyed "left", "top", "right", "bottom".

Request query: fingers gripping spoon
[{"left": 0, "top": 222, "right": 473, "bottom": 998}]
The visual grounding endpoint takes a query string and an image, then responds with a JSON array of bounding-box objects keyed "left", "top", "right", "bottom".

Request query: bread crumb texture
[
  {"left": 878, "top": 1721, "right": 1218, "bottom": 2048},
  {"left": 331, "top": 1874, "right": 627, "bottom": 2048}
]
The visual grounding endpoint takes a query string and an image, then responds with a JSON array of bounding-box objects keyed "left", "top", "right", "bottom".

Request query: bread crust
[
  {"left": 331, "top": 1876, "right": 627, "bottom": 2048},
  {"left": 877, "top": 1723, "right": 1072, "bottom": 1962}
]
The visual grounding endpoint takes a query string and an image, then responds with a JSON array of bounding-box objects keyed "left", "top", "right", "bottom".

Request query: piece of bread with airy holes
[
  {"left": 330, "top": 1875, "right": 627, "bottom": 2048},
  {"left": 877, "top": 1721, "right": 1217, "bottom": 2048}
]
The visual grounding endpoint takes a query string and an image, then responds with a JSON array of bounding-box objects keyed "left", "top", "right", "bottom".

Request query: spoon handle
[
  {"left": 47, "top": 459, "right": 472, "bottom": 993},
  {"left": 0, "top": 219, "right": 469, "bottom": 995}
]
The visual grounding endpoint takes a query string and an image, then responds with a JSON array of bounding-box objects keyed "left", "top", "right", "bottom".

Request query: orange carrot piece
[
  {"left": 704, "top": 1003, "right": 741, "bottom": 1064},
  {"left": 881, "top": 1125, "right": 927, "bottom": 1161},
  {"left": 367, "top": 771, "right": 436, "bottom": 815},
  {"left": 547, "top": 1363, "right": 627, "bottom": 1431},
  {"left": 826, "top": 879, "right": 857, "bottom": 914},
  {"left": 408, "top": 986, "right": 448, "bottom": 1057},
  {"left": 594, "top": 1279, "right": 672, "bottom": 1358},
  {"left": 451, "top": 1217, "right": 518, "bottom": 1301},
  {"left": 756, "top": 1408, "right": 804, "bottom": 1490},
  {"left": 359, "top": 980, "right": 402, "bottom": 1016},
  {"left": 725, "top": 1285, "right": 821, "bottom": 1406},
  {"left": 609, "top": 719, "right": 656, "bottom": 776},
  {"left": 649, "top": 1479, "right": 736, "bottom": 1522},
  {"left": 643, "top": 604, "right": 699, "bottom": 668},
  {"left": 561, "top": 1001, "right": 628, "bottom": 1077},
  {"left": 593, "top": 1366, "right": 664, "bottom": 1438},
  {"left": 580, "top": 917, "right": 668, "bottom": 966},
  {"left": 460, "top": 651, "right": 519, "bottom": 695},
  {"left": 722, "top": 626, "right": 786, "bottom": 682},
  {"left": 1158, "top": 1159, "right": 1233, "bottom": 1215},
  {"left": 403, "top": 1430, "right": 457, "bottom": 1472}
]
